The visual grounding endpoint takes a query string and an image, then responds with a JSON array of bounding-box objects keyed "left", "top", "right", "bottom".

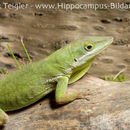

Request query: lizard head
[{"left": 71, "top": 36, "right": 113, "bottom": 68}]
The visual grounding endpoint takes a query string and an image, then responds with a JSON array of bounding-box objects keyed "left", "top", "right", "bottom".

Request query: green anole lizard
[{"left": 0, "top": 36, "right": 113, "bottom": 125}]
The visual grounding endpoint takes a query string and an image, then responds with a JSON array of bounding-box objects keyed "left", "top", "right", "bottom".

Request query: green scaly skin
[{"left": 0, "top": 36, "right": 113, "bottom": 125}]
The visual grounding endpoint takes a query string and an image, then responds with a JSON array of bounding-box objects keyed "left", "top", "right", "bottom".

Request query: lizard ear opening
[{"left": 74, "top": 58, "right": 78, "bottom": 62}]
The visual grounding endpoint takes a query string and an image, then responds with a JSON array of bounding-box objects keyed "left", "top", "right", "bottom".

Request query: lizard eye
[{"left": 85, "top": 44, "right": 93, "bottom": 51}]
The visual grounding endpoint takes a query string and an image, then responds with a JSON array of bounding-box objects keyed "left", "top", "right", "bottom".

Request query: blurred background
[{"left": 0, "top": 0, "right": 129, "bottom": 79}]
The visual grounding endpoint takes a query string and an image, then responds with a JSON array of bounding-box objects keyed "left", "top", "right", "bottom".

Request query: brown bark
[{"left": 1, "top": 75, "right": 130, "bottom": 130}]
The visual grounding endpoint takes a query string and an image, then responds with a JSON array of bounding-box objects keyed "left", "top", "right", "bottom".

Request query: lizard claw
[{"left": 77, "top": 92, "right": 90, "bottom": 101}]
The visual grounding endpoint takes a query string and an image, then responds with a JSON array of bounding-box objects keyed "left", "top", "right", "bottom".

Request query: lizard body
[{"left": 0, "top": 36, "right": 113, "bottom": 125}]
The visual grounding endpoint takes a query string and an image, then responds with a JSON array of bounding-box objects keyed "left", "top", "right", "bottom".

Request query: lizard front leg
[
  {"left": 55, "top": 76, "right": 80, "bottom": 104},
  {"left": 0, "top": 109, "right": 8, "bottom": 125}
]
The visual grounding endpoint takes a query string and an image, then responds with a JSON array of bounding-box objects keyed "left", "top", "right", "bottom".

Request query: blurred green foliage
[{"left": 104, "top": 73, "right": 126, "bottom": 82}]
